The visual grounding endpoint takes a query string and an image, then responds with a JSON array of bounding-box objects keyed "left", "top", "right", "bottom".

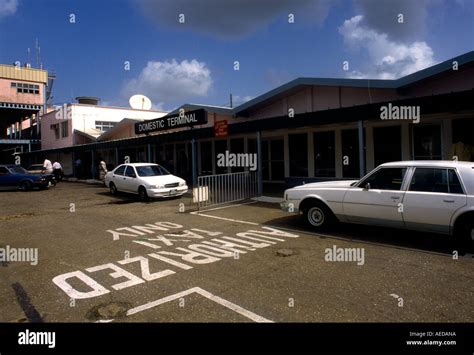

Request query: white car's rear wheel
[{"left": 456, "top": 220, "right": 474, "bottom": 254}]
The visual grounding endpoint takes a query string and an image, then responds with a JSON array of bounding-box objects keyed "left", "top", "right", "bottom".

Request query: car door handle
[
  {"left": 390, "top": 196, "right": 401, "bottom": 200},
  {"left": 443, "top": 199, "right": 455, "bottom": 203}
]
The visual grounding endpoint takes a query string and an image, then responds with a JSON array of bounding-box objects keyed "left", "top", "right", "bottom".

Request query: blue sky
[{"left": 0, "top": 0, "right": 473, "bottom": 111}]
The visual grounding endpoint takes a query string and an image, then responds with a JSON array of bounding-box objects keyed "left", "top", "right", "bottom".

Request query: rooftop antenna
[{"left": 35, "top": 38, "right": 42, "bottom": 69}]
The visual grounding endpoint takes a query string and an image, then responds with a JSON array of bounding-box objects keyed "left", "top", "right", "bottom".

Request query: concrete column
[
  {"left": 283, "top": 133, "right": 289, "bottom": 178},
  {"left": 365, "top": 125, "right": 374, "bottom": 172},
  {"left": 211, "top": 140, "right": 216, "bottom": 175},
  {"left": 91, "top": 150, "right": 96, "bottom": 179},
  {"left": 191, "top": 139, "right": 197, "bottom": 187},
  {"left": 307, "top": 131, "right": 315, "bottom": 178},
  {"left": 335, "top": 129, "right": 342, "bottom": 178},
  {"left": 401, "top": 123, "right": 411, "bottom": 160},
  {"left": 257, "top": 131, "right": 263, "bottom": 196},
  {"left": 358, "top": 120, "right": 366, "bottom": 177},
  {"left": 147, "top": 143, "right": 152, "bottom": 163},
  {"left": 441, "top": 118, "right": 452, "bottom": 160}
]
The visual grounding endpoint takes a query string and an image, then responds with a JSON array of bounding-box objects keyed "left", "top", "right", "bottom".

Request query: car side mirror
[{"left": 364, "top": 183, "right": 371, "bottom": 190}]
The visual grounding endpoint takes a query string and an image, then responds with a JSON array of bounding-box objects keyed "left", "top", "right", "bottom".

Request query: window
[
  {"left": 136, "top": 165, "right": 170, "bottom": 177},
  {"left": 409, "top": 168, "right": 449, "bottom": 193},
  {"left": 125, "top": 166, "right": 136, "bottom": 178},
  {"left": 314, "top": 131, "right": 335, "bottom": 177},
  {"left": 114, "top": 165, "right": 126, "bottom": 176},
  {"left": 0, "top": 167, "right": 9, "bottom": 174},
  {"left": 289, "top": 133, "right": 308, "bottom": 177},
  {"left": 51, "top": 124, "right": 60, "bottom": 139},
  {"left": 448, "top": 169, "right": 465, "bottom": 194},
  {"left": 359, "top": 168, "right": 407, "bottom": 190},
  {"left": 61, "top": 121, "right": 68, "bottom": 138},
  {"left": 12, "top": 82, "right": 40, "bottom": 94},
  {"left": 95, "top": 121, "right": 117, "bottom": 132}
]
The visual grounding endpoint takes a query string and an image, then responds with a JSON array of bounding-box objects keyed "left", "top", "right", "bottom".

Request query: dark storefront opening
[
  {"left": 214, "top": 139, "right": 228, "bottom": 174},
  {"left": 200, "top": 141, "right": 213, "bottom": 175},
  {"left": 373, "top": 126, "right": 402, "bottom": 166},
  {"left": 341, "top": 129, "right": 360, "bottom": 178},
  {"left": 230, "top": 138, "right": 244, "bottom": 173},
  {"left": 289, "top": 133, "right": 308, "bottom": 177},
  {"left": 451, "top": 118, "right": 474, "bottom": 162},
  {"left": 413, "top": 125, "right": 442, "bottom": 160},
  {"left": 314, "top": 131, "right": 335, "bottom": 177},
  {"left": 261, "top": 138, "right": 284, "bottom": 181}
]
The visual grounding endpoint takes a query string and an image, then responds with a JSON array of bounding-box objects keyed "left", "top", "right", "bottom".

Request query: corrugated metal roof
[{"left": 0, "top": 64, "right": 48, "bottom": 83}]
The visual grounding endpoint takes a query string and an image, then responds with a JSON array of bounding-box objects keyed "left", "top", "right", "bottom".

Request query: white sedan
[
  {"left": 105, "top": 163, "right": 188, "bottom": 200},
  {"left": 281, "top": 161, "right": 474, "bottom": 249}
]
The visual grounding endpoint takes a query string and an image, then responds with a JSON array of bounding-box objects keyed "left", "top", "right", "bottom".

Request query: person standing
[
  {"left": 99, "top": 158, "right": 108, "bottom": 182},
  {"left": 42, "top": 157, "right": 53, "bottom": 174},
  {"left": 52, "top": 160, "right": 63, "bottom": 182},
  {"left": 75, "top": 158, "right": 82, "bottom": 178}
]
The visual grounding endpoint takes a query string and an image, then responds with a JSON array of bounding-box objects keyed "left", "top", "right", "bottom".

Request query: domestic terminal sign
[{"left": 135, "top": 109, "right": 208, "bottom": 134}]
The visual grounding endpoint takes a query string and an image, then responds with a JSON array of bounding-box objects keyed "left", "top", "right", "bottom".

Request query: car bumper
[
  {"left": 33, "top": 180, "right": 50, "bottom": 189},
  {"left": 280, "top": 200, "right": 299, "bottom": 213},
  {"left": 147, "top": 186, "right": 188, "bottom": 197}
]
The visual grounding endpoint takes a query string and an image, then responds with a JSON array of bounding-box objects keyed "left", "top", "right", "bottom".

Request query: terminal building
[
  {"left": 0, "top": 63, "right": 51, "bottom": 161},
  {"left": 19, "top": 51, "right": 474, "bottom": 192}
]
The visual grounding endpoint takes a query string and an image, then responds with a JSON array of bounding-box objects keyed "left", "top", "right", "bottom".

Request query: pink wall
[
  {"left": 0, "top": 78, "right": 44, "bottom": 105},
  {"left": 40, "top": 111, "right": 74, "bottom": 150}
]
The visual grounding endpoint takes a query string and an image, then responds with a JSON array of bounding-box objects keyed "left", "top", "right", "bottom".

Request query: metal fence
[{"left": 195, "top": 171, "right": 259, "bottom": 210}]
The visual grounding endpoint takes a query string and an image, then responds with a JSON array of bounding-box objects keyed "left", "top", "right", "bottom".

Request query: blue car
[{"left": 0, "top": 164, "right": 50, "bottom": 191}]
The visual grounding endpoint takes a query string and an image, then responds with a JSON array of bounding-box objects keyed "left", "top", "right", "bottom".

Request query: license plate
[{"left": 169, "top": 189, "right": 177, "bottom": 195}]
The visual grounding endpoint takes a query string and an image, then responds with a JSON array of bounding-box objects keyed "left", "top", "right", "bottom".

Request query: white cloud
[
  {"left": 339, "top": 15, "right": 435, "bottom": 79},
  {"left": 0, "top": 0, "right": 18, "bottom": 18},
  {"left": 122, "top": 59, "right": 213, "bottom": 109}
]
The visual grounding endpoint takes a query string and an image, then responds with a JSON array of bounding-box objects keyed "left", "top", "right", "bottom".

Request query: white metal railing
[{"left": 195, "top": 171, "right": 258, "bottom": 210}]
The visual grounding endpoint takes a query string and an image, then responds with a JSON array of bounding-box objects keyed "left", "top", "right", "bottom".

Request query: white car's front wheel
[
  {"left": 302, "top": 201, "right": 335, "bottom": 230},
  {"left": 138, "top": 186, "right": 149, "bottom": 201},
  {"left": 109, "top": 182, "right": 118, "bottom": 195}
]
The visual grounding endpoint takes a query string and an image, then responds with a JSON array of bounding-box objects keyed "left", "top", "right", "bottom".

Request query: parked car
[
  {"left": 281, "top": 161, "right": 474, "bottom": 249},
  {"left": 26, "top": 163, "right": 57, "bottom": 186},
  {"left": 0, "top": 164, "right": 50, "bottom": 191},
  {"left": 105, "top": 163, "right": 188, "bottom": 200}
]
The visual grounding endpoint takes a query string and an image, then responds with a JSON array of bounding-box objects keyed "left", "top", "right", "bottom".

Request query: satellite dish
[{"left": 129, "top": 94, "right": 152, "bottom": 110}]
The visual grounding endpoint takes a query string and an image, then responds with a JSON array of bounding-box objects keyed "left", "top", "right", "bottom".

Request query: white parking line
[
  {"left": 190, "top": 212, "right": 260, "bottom": 226},
  {"left": 99, "top": 287, "right": 273, "bottom": 323},
  {"left": 190, "top": 202, "right": 260, "bottom": 226}
]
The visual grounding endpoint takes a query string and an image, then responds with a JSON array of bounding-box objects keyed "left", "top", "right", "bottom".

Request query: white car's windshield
[{"left": 135, "top": 165, "right": 171, "bottom": 177}]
